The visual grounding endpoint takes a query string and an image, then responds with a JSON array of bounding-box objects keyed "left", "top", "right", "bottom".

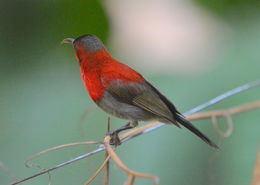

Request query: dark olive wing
[
  {"left": 106, "top": 80, "right": 176, "bottom": 123},
  {"left": 132, "top": 91, "right": 173, "bottom": 120}
]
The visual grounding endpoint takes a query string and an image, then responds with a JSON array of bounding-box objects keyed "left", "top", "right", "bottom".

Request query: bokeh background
[{"left": 0, "top": 0, "right": 260, "bottom": 185}]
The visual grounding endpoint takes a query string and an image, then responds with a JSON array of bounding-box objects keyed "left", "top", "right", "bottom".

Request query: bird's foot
[
  {"left": 106, "top": 121, "right": 138, "bottom": 146},
  {"left": 106, "top": 131, "right": 121, "bottom": 146}
]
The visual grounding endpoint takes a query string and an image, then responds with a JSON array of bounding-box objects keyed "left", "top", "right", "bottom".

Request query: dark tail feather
[{"left": 175, "top": 114, "right": 219, "bottom": 149}]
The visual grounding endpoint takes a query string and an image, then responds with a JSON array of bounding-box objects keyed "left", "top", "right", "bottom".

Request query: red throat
[
  {"left": 77, "top": 48, "right": 111, "bottom": 101},
  {"left": 77, "top": 47, "right": 144, "bottom": 102}
]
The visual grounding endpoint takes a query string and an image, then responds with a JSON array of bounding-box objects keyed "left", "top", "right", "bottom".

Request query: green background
[{"left": 0, "top": 1, "right": 259, "bottom": 185}]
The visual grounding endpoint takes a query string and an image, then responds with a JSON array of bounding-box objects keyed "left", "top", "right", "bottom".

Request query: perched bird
[{"left": 62, "top": 34, "right": 218, "bottom": 148}]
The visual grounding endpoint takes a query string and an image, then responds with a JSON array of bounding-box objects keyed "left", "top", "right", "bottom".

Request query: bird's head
[{"left": 62, "top": 34, "right": 105, "bottom": 53}]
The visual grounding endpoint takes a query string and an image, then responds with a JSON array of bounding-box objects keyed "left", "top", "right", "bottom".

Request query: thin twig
[
  {"left": 9, "top": 80, "right": 260, "bottom": 185},
  {"left": 211, "top": 114, "right": 233, "bottom": 137},
  {"left": 9, "top": 147, "right": 105, "bottom": 185},
  {"left": 25, "top": 163, "right": 52, "bottom": 185},
  {"left": 84, "top": 155, "right": 110, "bottom": 185},
  {"left": 25, "top": 141, "right": 102, "bottom": 168},
  {"left": 188, "top": 101, "right": 260, "bottom": 138},
  {"left": 22, "top": 141, "right": 102, "bottom": 185},
  {"left": 103, "top": 136, "right": 159, "bottom": 185},
  {"left": 252, "top": 146, "right": 260, "bottom": 185},
  {"left": 125, "top": 175, "right": 135, "bottom": 185},
  {"left": 188, "top": 100, "right": 260, "bottom": 120},
  {"left": 104, "top": 152, "right": 110, "bottom": 185},
  {"left": 185, "top": 80, "right": 260, "bottom": 115},
  {"left": 104, "top": 117, "right": 111, "bottom": 185}
]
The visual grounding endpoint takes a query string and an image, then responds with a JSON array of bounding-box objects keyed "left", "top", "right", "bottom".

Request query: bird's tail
[{"left": 175, "top": 114, "right": 219, "bottom": 149}]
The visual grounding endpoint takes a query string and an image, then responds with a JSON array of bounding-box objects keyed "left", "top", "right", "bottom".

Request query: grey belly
[{"left": 96, "top": 92, "right": 156, "bottom": 122}]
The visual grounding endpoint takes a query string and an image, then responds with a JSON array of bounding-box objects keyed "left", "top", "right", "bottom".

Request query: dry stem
[
  {"left": 252, "top": 146, "right": 260, "bottom": 185},
  {"left": 84, "top": 155, "right": 110, "bottom": 185},
  {"left": 188, "top": 100, "right": 260, "bottom": 120},
  {"left": 103, "top": 136, "right": 159, "bottom": 185},
  {"left": 104, "top": 117, "right": 111, "bottom": 185},
  {"left": 104, "top": 152, "right": 110, "bottom": 185},
  {"left": 25, "top": 141, "right": 102, "bottom": 168}
]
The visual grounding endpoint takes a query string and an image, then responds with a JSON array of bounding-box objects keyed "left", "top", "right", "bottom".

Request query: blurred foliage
[
  {"left": 0, "top": 0, "right": 108, "bottom": 70},
  {"left": 195, "top": 0, "right": 260, "bottom": 19},
  {"left": 0, "top": 0, "right": 259, "bottom": 185}
]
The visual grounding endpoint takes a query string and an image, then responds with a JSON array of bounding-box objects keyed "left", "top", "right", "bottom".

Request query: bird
[{"left": 62, "top": 34, "right": 218, "bottom": 148}]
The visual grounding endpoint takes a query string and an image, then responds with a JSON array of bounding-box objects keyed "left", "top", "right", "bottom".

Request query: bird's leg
[{"left": 109, "top": 121, "right": 138, "bottom": 146}]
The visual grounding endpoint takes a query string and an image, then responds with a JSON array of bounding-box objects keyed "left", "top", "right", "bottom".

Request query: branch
[
  {"left": 9, "top": 80, "right": 260, "bottom": 185},
  {"left": 103, "top": 136, "right": 159, "bottom": 185},
  {"left": 25, "top": 141, "right": 102, "bottom": 168},
  {"left": 188, "top": 100, "right": 260, "bottom": 120},
  {"left": 104, "top": 117, "right": 111, "bottom": 185},
  {"left": 185, "top": 80, "right": 260, "bottom": 115},
  {"left": 84, "top": 155, "right": 110, "bottom": 185},
  {"left": 252, "top": 146, "right": 260, "bottom": 185},
  {"left": 188, "top": 101, "right": 260, "bottom": 137}
]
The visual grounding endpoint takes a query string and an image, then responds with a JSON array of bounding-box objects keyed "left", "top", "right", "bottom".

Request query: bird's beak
[{"left": 61, "top": 38, "right": 75, "bottom": 44}]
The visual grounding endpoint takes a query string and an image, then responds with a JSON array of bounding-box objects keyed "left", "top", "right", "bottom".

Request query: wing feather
[
  {"left": 105, "top": 79, "right": 175, "bottom": 122},
  {"left": 132, "top": 93, "right": 173, "bottom": 121}
]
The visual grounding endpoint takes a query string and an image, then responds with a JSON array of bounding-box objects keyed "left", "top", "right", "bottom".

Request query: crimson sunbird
[{"left": 62, "top": 34, "right": 218, "bottom": 148}]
